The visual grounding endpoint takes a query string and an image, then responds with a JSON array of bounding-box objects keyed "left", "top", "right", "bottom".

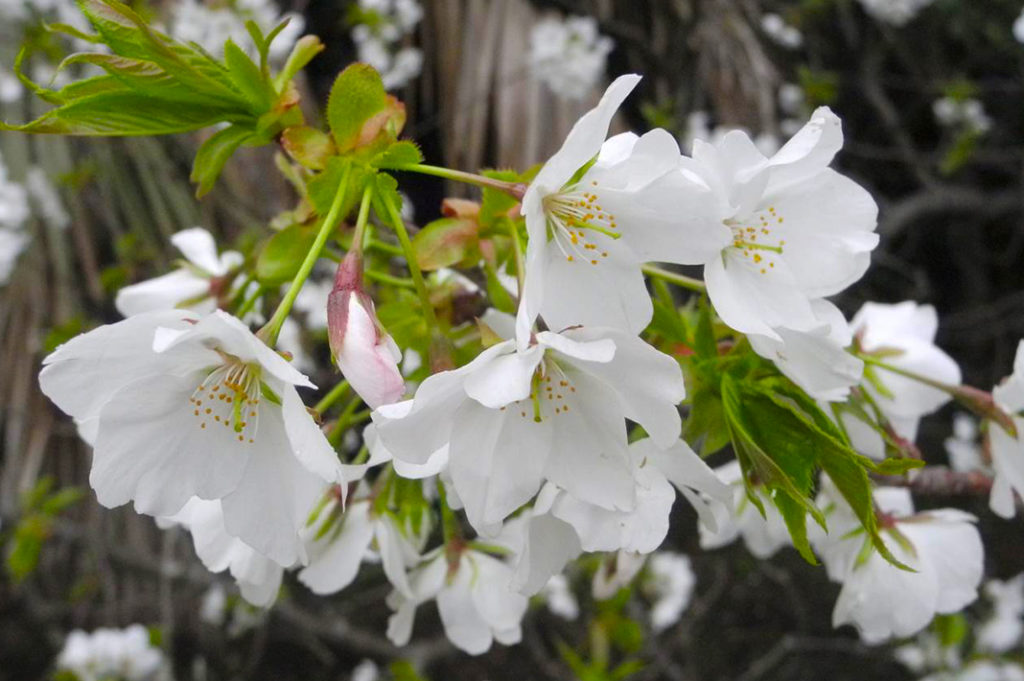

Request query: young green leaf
[
  {"left": 412, "top": 217, "right": 479, "bottom": 271},
  {"left": 326, "top": 63, "right": 387, "bottom": 152},
  {"left": 256, "top": 223, "right": 319, "bottom": 285}
]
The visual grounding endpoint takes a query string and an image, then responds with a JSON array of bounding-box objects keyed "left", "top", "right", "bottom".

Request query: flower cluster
[
  {"left": 21, "top": 8, "right": 1024, "bottom": 660},
  {"left": 56, "top": 625, "right": 166, "bottom": 681},
  {"left": 167, "top": 0, "right": 305, "bottom": 62},
  {"left": 529, "top": 14, "right": 613, "bottom": 101},
  {"left": 349, "top": 0, "right": 424, "bottom": 91}
]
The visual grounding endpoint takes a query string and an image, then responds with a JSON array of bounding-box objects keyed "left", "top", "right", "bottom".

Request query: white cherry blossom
[
  {"left": 857, "top": 0, "right": 935, "bottom": 26},
  {"left": 645, "top": 551, "right": 696, "bottom": 632},
  {"left": 687, "top": 106, "right": 879, "bottom": 340},
  {"left": 516, "top": 75, "right": 723, "bottom": 341},
  {"left": 977, "top": 574, "right": 1024, "bottom": 653},
  {"left": 298, "top": 490, "right": 425, "bottom": 598},
  {"left": 986, "top": 340, "right": 1024, "bottom": 518},
  {"left": 115, "top": 228, "right": 243, "bottom": 318},
  {"left": 374, "top": 321, "right": 686, "bottom": 534},
  {"left": 56, "top": 625, "right": 165, "bottom": 681},
  {"left": 815, "top": 486, "right": 983, "bottom": 644},
  {"left": 39, "top": 309, "right": 343, "bottom": 565},
  {"left": 386, "top": 547, "right": 528, "bottom": 655},
  {"left": 529, "top": 14, "right": 613, "bottom": 100}
]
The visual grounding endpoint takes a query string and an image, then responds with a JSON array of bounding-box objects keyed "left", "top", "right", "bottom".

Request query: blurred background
[{"left": 2, "top": 0, "right": 1024, "bottom": 679}]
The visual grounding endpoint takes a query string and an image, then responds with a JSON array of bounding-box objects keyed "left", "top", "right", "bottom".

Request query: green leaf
[
  {"left": 281, "top": 126, "right": 335, "bottom": 170},
  {"left": 223, "top": 39, "right": 274, "bottom": 110},
  {"left": 693, "top": 295, "right": 717, "bottom": 360},
  {"left": 866, "top": 457, "right": 926, "bottom": 476},
  {"left": 190, "top": 124, "right": 256, "bottom": 197},
  {"left": 307, "top": 157, "right": 367, "bottom": 220},
  {"left": 412, "top": 217, "right": 479, "bottom": 271},
  {"left": 683, "top": 384, "right": 731, "bottom": 456},
  {"left": 775, "top": 490, "right": 817, "bottom": 564},
  {"left": 256, "top": 223, "right": 318, "bottom": 285},
  {"left": 274, "top": 35, "right": 325, "bottom": 92},
  {"left": 483, "top": 259, "right": 516, "bottom": 315},
  {"left": 326, "top": 63, "right": 387, "bottom": 152},
  {"left": 933, "top": 613, "right": 969, "bottom": 648},
  {"left": 373, "top": 140, "right": 424, "bottom": 169}
]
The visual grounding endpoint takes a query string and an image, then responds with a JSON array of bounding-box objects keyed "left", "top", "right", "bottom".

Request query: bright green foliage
[
  {"left": 3, "top": 0, "right": 311, "bottom": 196},
  {"left": 4, "top": 477, "right": 83, "bottom": 583},
  {"left": 256, "top": 223, "right": 319, "bottom": 285},
  {"left": 412, "top": 217, "right": 480, "bottom": 271},
  {"left": 326, "top": 63, "right": 388, "bottom": 152}
]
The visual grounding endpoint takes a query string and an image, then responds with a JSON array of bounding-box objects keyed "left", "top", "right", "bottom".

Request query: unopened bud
[{"left": 327, "top": 252, "right": 405, "bottom": 409}]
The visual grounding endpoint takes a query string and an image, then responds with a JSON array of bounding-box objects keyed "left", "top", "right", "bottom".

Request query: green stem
[
  {"left": 259, "top": 164, "right": 352, "bottom": 345},
  {"left": 860, "top": 355, "right": 952, "bottom": 393},
  {"left": 314, "top": 380, "right": 350, "bottom": 415},
  {"left": 379, "top": 190, "right": 440, "bottom": 331},
  {"left": 364, "top": 269, "right": 416, "bottom": 289},
  {"left": 504, "top": 217, "right": 525, "bottom": 298},
  {"left": 328, "top": 396, "right": 363, "bottom": 445},
  {"left": 235, "top": 283, "right": 264, "bottom": 321},
  {"left": 350, "top": 183, "right": 374, "bottom": 255},
  {"left": 642, "top": 265, "right": 706, "bottom": 293},
  {"left": 390, "top": 163, "right": 525, "bottom": 198},
  {"left": 437, "top": 480, "right": 461, "bottom": 546}
]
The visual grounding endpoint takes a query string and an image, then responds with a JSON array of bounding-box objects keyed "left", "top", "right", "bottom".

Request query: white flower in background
[
  {"left": 529, "top": 14, "right": 613, "bottom": 100},
  {"left": 327, "top": 253, "right": 405, "bottom": 409},
  {"left": 857, "top": 0, "right": 935, "bottom": 26},
  {"left": 927, "top": 662, "right": 1024, "bottom": 681},
  {"left": 761, "top": 13, "right": 803, "bottom": 49},
  {"left": 778, "top": 84, "right": 805, "bottom": 116},
  {"left": 199, "top": 583, "right": 228, "bottom": 626},
  {"left": 699, "top": 461, "right": 793, "bottom": 559},
  {"left": 747, "top": 298, "right": 863, "bottom": 401},
  {"left": 56, "top": 625, "right": 165, "bottom": 681},
  {"left": 169, "top": 0, "right": 304, "bottom": 61},
  {"left": 894, "top": 631, "right": 961, "bottom": 676},
  {"left": 0, "top": 68, "right": 22, "bottom": 103},
  {"left": 25, "top": 167, "right": 70, "bottom": 230},
  {"left": 1015, "top": 9, "right": 1024, "bottom": 44},
  {"left": 645, "top": 551, "right": 696, "bottom": 632},
  {"left": 0, "top": 230, "right": 29, "bottom": 286},
  {"left": 815, "top": 486, "right": 983, "bottom": 644},
  {"left": 159, "top": 497, "right": 284, "bottom": 607},
  {"left": 374, "top": 319, "right": 686, "bottom": 534},
  {"left": 39, "top": 309, "right": 343, "bottom": 566},
  {"left": 541, "top": 574, "right": 579, "bottom": 620},
  {"left": 0, "top": 155, "right": 29, "bottom": 230},
  {"left": 277, "top": 317, "right": 314, "bottom": 374},
  {"left": 386, "top": 548, "right": 528, "bottom": 655},
  {"left": 933, "top": 97, "right": 993, "bottom": 135},
  {"left": 687, "top": 106, "right": 879, "bottom": 341},
  {"left": 298, "top": 491, "right": 426, "bottom": 598},
  {"left": 293, "top": 278, "right": 332, "bottom": 331},
  {"left": 847, "top": 301, "right": 961, "bottom": 455},
  {"left": 351, "top": 659, "right": 381, "bottom": 681},
  {"left": 592, "top": 551, "right": 646, "bottom": 600},
  {"left": 977, "top": 574, "right": 1024, "bottom": 653},
  {"left": 350, "top": 0, "right": 424, "bottom": 91},
  {"left": 983, "top": 340, "right": 1024, "bottom": 518},
  {"left": 516, "top": 75, "right": 722, "bottom": 338},
  {"left": 115, "top": 228, "right": 242, "bottom": 318},
  {"left": 946, "top": 413, "right": 985, "bottom": 473}
]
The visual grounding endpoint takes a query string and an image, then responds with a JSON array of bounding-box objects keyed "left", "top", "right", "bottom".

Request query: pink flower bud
[{"left": 327, "top": 252, "right": 405, "bottom": 409}]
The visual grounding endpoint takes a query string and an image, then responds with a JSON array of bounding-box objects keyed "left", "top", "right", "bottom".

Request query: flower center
[
  {"left": 725, "top": 205, "right": 786, "bottom": 274},
  {"left": 543, "top": 180, "right": 619, "bottom": 266},
  {"left": 188, "top": 357, "right": 261, "bottom": 444},
  {"left": 499, "top": 359, "right": 578, "bottom": 422}
]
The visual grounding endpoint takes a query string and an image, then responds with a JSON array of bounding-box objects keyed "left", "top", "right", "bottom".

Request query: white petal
[
  {"left": 512, "top": 513, "right": 582, "bottom": 595},
  {"left": 764, "top": 168, "right": 879, "bottom": 298},
  {"left": 537, "top": 237, "right": 653, "bottom": 335},
  {"left": 376, "top": 516, "right": 416, "bottom": 598},
  {"left": 90, "top": 371, "right": 249, "bottom": 516},
  {"left": 40, "top": 310, "right": 202, "bottom": 425},
  {"left": 562, "top": 328, "right": 685, "bottom": 447},
  {"left": 543, "top": 369, "right": 634, "bottom": 511},
  {"left": 114, "top": 269, "right": 210, "bottom": 317},
  {"left": 282, "top": 388, "right": 344, "bottom": 484},
  {"left": 448, "top": 399, "right": 553, "bottom": 531},
  {"left": 463, "top": 344, "right": 543, "bottom": 409},
  {"left": 171, "top": 227, "right": 224, "bottom": 275},
  {"left": 299, "top": 502, "right": 375, "bottom": 594},
  {"left": 470, "top": 553, "right": 528, "bottom": 633},
  {"left": 705, "top": 247, "right": 818, "bottom": 338},
  {"left": 765, "top": 106, "right": 843, "bottom": 189},
  {"left": 437, "top": 559, "right": 494, "bottom": 655}
]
